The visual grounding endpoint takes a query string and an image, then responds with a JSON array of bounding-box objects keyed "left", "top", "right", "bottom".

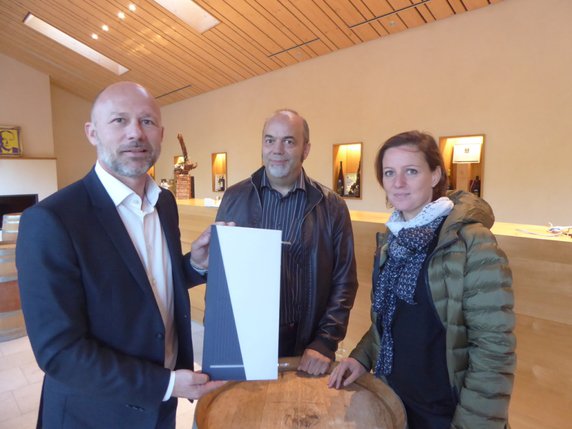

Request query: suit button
[
  {"left": 156, "top": 333, "right": 164, "bottom": 340},
  {"left": 126, "top": 404, "right": 145, "bottom": 412}
]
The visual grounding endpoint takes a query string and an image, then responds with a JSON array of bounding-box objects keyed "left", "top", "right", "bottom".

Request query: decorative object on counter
[
  {"left": 174, "top": 133, "right": 197, "bottom": 199},
  {"left": 174, "top": 133, "right": 198, "bottom": 175},
  {"left": 175, "top": 174, "right": 194, "bottom": 200},
  {"left": 547, "top": 223, "right": 572, "bottom": 234},
  {"left": 516, "top": 223, "right": 572, "bottom": 238},
  {"left": 0, "top": 126, "right": 22, "bottom": 157}
]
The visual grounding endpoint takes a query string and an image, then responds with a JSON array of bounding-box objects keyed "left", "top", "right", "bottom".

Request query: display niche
[
  {"left": 211, "top": 152, "right": 227, "bottom": 192},
  {"left": 332, "top": 143, "right": 362, "bottom": 199},
  {"left": 439, "top": 135, "right": 485, "bottom": 197}
]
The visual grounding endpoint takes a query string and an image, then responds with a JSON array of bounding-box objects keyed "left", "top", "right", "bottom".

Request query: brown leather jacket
[{"left": 215, "top": 167, "right": 358, "bottom": 359}]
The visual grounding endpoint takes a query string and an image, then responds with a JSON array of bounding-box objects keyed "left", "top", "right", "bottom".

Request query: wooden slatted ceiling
[{"left": 0, "top": 0, "right": 502, "bottom": 105}]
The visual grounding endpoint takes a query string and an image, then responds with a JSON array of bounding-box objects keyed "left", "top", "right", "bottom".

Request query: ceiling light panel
[
  {"left": 152, "top": 0, "right": 219, "bottom": 33},
  {"left": 24, "top": 13, "right": 129, "bottom": 76}
]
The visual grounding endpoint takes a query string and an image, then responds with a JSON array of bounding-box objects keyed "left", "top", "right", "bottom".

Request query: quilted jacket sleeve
[{"left": 451, "top": 223, "right": 516, "bottom": 429}]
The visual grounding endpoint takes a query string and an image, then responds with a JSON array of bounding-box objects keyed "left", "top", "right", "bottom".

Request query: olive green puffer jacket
[{"left": 350, "top": 191, "right": 516, "bottom": 429}]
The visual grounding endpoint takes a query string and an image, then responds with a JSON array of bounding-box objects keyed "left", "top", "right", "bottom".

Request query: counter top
[{"left": 176, "top": 198, "right": 572, "bottom": 243}]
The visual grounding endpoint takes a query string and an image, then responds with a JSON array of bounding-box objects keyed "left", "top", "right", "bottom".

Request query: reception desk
[{"left": 177, "top": 199, "right": 572, "bottom": 429}]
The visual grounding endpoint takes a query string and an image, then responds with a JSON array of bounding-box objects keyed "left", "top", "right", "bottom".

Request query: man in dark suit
[{"left": 16, "top": 81, "right": 225, "bottom": 428}]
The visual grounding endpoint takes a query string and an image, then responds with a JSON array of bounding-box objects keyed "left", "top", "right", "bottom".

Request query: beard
[
  {"left": 265, "top": 162, "right": 291, "bottom": 179},
  {"left": 97, "top": 140, "right": 159, "bottom": 178},
  {"left": 264, "top": 151, "right": 305, "bottom": 180}
]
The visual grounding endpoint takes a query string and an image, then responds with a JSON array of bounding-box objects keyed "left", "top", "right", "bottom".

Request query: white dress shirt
[{"left": 95, "top": 162, "right": 176, "bottom": 400}]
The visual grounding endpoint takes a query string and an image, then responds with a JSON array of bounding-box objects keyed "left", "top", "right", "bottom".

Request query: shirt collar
[
  {"left": 95, "top": 161, "right": 161, "bottom": 207},
  {"left": 261, "top": 168, "right": 307, "bottom": 193}
]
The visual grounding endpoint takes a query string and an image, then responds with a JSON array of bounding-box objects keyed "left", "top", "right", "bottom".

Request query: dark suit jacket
[{"left": 16, "top": 168, "right": 204, "bottom": 429}]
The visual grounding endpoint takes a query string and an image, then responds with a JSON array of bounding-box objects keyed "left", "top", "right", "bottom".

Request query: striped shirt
[{"left": 260, "top": 171, "right": 306, "bottom": 325}]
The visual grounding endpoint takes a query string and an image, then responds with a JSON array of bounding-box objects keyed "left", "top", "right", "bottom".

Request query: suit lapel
[
  {"left": 83, "top": 170, "right": 155, "bottom": 299},
  {"left": 156, "top": 191, "right": 184, "bottom": 289}
]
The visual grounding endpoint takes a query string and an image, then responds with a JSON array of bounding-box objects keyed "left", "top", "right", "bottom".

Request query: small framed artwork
[{"left": 0, "top": 126, "right": 22, "bottom": 157}]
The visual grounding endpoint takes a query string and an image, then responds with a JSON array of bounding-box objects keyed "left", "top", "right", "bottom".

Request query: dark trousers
[
  {"left": 155, "top": 397, "right": 177, "bottom": 429},
  {"left": 278, "top": 323, "right": 298, "bottom": 357}
]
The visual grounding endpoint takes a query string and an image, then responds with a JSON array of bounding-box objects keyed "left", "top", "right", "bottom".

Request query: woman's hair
[{"left": 374, "top": 131, "right": 448, "bottom": 201}]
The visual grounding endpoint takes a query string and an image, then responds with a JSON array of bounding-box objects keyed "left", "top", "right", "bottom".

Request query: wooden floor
[{"left": 0, "top": 322, "right": 205, "bottom": 429}]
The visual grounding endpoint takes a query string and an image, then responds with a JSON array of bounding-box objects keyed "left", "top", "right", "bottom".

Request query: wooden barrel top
[{"left": 195, "top": 357, "right": 406, "bottom": 429}]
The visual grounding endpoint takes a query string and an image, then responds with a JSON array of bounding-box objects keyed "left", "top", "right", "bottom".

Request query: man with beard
[
  {"left": 16, "top": 81, "right": 226, "bottom": 429},
  {"left": 215, "top": 109, "right": 358, "bottom": 376}
]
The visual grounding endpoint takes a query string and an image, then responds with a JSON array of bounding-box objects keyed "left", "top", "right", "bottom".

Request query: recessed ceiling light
[
  {"left": 152, "top": 0, "right": 219, "bottom": 33},
  {"left": 91, "top": 33, "right": 98, "bottom": 40},
  {"left": 118, "top": 11, "right": 126, "bottom": 20},
  {"left": 102, "top": 24, "right": 109, "bottom": 32},
  {"left": 129, "top": 4, "right": 137, "bottom": 12},
  {"left": 24, "top": 13, "right": 129, "bottom": 76}
]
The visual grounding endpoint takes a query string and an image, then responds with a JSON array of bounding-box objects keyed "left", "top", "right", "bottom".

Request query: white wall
[
  {"left": 51, "top": 85, "right": 95, "bottom": 188},
  {"left": 0, "top": 53, "right": 58, "bottom": 201},
  {"left": 0, "top": 159, "right": 57, "bottom": 201},
  {"left": 158, "top": 0, "right": 572, "bottom": 225},
  {"left": 0, "top": 53, "right": 55, "bottom": 157}
]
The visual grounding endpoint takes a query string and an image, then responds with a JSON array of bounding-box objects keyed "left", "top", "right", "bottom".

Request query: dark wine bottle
[
  {"left": 349, "top": 164, "right": 361, "bottom": 197},
  {"left": 336, "top": 161, "right": 344, "bottom": 196},
  {"left": 470, "top": 175, "right": 481, "bottom": 197},
  {"left": 354, "top": 163, "right": 361, "bottom": 197}
]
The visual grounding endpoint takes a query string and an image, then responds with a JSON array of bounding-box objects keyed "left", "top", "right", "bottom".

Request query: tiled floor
[{"left": 0, "top": 322, "right": 205, "bottom": 429}]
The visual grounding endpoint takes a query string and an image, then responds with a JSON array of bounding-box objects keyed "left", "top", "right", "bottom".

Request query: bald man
[
  {"left": 16, "top": 82, "right": 225, "bottom": 429},
  {"left": 216, "top": 109, "right": 358, "bottom": 376}
]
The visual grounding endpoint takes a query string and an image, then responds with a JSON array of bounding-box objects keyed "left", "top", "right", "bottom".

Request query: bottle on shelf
[
  {"left": 336, "top": 161, "right": 345, "bottom": 196},
  {"left": 470, "top": 175, "right": 481, "bottom": 197},
  {"left": 447, "top": 168, "right": 454, "bottom": 190},
  {"left": 348, "top": 163, "right": 361, "bottom": 197},
  {"left": 217, "top": 175, "right": 225, "bottom": 191}
]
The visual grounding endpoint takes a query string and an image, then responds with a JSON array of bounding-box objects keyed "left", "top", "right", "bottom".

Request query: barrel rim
[{"left": 195, "top": 357, "right": 406, "bottom": 429}]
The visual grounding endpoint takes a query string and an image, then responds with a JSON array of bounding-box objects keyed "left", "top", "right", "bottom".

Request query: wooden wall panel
[
  {"left": 509, "top": 315, "right": 572, "bottom": 429},
  {"left": 497, "top": 235, "right": 572, "bottom": 325}
]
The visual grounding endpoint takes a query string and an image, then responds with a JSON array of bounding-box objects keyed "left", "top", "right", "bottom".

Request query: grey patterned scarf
[{"left": 373, "top": 198, "right": 453, "bottom": 376}]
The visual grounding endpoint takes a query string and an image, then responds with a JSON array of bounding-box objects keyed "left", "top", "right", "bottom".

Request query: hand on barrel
[
  {"left": 328, "top": 357, "right": 367, "bottom": 389},
  {"left": 297, "top": 348, "right": 331, "bottom": 375},
  {"left": 172, "top": 369, "right": 226, "bottom": 400}
]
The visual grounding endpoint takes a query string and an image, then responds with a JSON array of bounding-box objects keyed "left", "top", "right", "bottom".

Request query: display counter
[{"left": 177, "top": 198, "right": 572, "bottom": 429}]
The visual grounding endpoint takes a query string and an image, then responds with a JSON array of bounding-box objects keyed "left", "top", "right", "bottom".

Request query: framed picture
[{"left": 0, "top": 126, "right": 22, "bottom": 157}]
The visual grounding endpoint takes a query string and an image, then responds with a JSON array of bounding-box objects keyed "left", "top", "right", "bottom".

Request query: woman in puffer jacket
[{"left": 329, "top": 131, "right": 515, "bottom": 429}]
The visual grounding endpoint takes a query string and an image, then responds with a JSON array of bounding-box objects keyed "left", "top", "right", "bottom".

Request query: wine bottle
[
  {"left": 354, "top": 163, "right": 361, "bottom": 197},
  {"left": 336, "top": 161, "right": 345, "bottom": 196},
  {"left": 470, "top": 175, "right": 481, "bottom": 197},
  {"left": 349, "top": 164, "right": 361, "bottom": 197}
]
